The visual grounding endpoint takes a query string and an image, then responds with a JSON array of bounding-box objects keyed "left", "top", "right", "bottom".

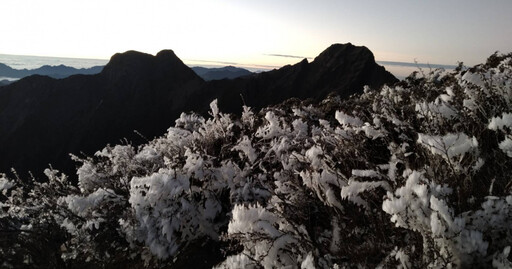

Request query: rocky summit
[
  {"left": 203, "top": 43, "right": 398, "bottom": 114},
  {"left": 0, "top": 43, "right": 397, "bottom": 179}
]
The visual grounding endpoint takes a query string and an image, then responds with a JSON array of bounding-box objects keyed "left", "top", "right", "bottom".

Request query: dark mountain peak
[
  {"left": 101, "top": 49, "right": 201, "bottom": 82},
  {"left": 313, "top": 43, "right": 373, "bottom": 66},
  {"left": 104, "top": 49, "right": 180, "bottom": 67},
  {"left": 208, "top": 43, "right": 397, "bottom": 114},
  {"left": 101, "top": 50, "right": 153, "bottom": 75},
  {"left": 321, "top": 42, "right": 355, "bottom": 51},
  {"left": 155, "top": 49, "right": 178, "bottom": 60},
  {"left": 303, "top": 43, "right": 396, "bottom": 95},
  {"left": 317, "top": 42, "right": 356, "bottom": 54},
  {"left": 112, "top": 50, "right": 152, "bottom": 59},
  {"left": 154, "top": 50, "right": 200, "bottom": 80}
]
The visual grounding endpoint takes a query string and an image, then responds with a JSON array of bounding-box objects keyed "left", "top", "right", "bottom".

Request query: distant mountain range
[
  {"left": 191, "top": 66, "right": 252, "bottom": 81},
  {"left": 0, "top": 63, "right": 253, "bottom": 85},
  {"left": 0, "top": 43, "right": 397, "bottom": 179},
  {"left": 0, "top": 63, "right": 104, "bottom": 80}
]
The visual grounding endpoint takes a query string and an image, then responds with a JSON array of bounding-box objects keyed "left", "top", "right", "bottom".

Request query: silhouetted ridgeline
[{"left": 0, "top": 43, "right": 397, "bottom": 179}]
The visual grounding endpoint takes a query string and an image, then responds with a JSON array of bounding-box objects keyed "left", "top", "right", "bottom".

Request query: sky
[{"left": 2, "top": 0, "right": 512, "bottom": 68}]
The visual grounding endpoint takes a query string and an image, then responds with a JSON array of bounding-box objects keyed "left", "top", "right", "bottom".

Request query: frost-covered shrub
[{"left": 1, "top": 52, "right": 512, "bottom": 268}]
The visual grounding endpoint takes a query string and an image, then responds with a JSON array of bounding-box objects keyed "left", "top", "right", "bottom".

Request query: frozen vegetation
[{"left": 1, "top": 52, "right": 512, "bottom": 268}]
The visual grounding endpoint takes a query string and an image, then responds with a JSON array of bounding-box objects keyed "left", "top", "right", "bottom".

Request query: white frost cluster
[
  {"left": 232, "top": 136, "right": 257, "bottom": 164},
  {"left": 417, "top": 133, "right": 478, "bottom": 160},
  {"left": 383, "top": 170, "right": 484, "bottom": 267},
  {"left": 61, "top": 188, "right": 121, "bottom": 218},
  {"left": 224, "top": 204, "right": 308, "bottom": 268},
  {"left": 488, "top": 113, "right": 512, "bottom": 131},
  {"left": 0, "top": 175, "right": 14, "bottom": 193},
  {"left": 335, "top": 111, "right": 363, "bottom": 127},
  {"left": 489, "top": 113, "right": 512, "bottom": 157}
]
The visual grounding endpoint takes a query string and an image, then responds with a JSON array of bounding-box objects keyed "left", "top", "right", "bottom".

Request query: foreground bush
[{"left": 1, "top": 53, "right": 512, "bottom": 268}]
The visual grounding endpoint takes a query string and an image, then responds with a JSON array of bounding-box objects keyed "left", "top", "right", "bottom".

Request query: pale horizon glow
[{"left": 2, "top": 0, "right": 512, "bottom": 67}]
